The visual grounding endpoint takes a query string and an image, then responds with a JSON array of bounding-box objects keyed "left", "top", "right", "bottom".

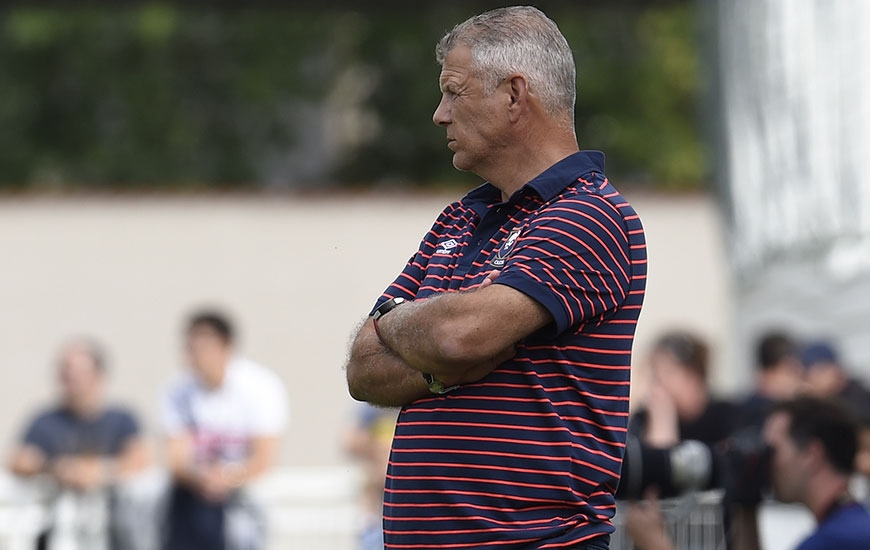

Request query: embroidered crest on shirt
[
  {"left": 490, "top": 227, "right": 522, "bottom": 268},
  {"left": 435, "top": 239, "right": 459, "bottom": 254}
]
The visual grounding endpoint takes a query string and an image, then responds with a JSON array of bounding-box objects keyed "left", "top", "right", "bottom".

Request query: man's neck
[
  {"left": 805, "top": 472, "right": 851, "bottom": 522},
  {"left": 484, "top": 131, "right": 579, "bottom": 201},
  {"left": 66, "top": 398, "right": 102, "bottom": 420}
]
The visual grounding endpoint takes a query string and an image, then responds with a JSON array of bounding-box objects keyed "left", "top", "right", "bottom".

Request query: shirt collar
[{"left": 464, "top": 150, "right": 606, "bottom": 206}]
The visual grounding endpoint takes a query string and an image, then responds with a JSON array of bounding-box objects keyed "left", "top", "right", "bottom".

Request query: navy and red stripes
[{"left": 373, "top": 151, "right": 647, "bottom": 549}]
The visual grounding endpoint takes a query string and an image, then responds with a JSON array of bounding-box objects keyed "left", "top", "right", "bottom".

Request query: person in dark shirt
[
  {"left": 800, "top": 340, "right": 870, "bottom": 481},
  {"left": 629, "top": 330, "right": 735, "bottom": 448},
  {"left": 736, "top": 330, "right": 804, "bottom": 432},
  {"left": 7, "top": 338, "right": 149, "bottom": 548},
  {"left": 626, "top": 396, "right": 870, "bottom": 550},
  {"left": 764, "top": 396, "right": 870, "bottom": 549}
]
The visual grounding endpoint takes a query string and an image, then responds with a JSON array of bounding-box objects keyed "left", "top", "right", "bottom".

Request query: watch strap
[{"left": 422, "top": 372, "right": 460, "bottom": 395}]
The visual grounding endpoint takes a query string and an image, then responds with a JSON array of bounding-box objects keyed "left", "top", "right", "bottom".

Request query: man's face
[
  {"left": 802, "top": 362, "right": 843, "bottom": 397},
  {"left": 763, "top": 412, "right": 810, "bottom": 503},
  {"left": 433, "top": 45, "right": 511, "bottom": 176},
  {"left": 186, "top": 326, "right": 231, "bottom": 388},
  {"left": 58, "top": 346, "right": 103, "bottom": 409}
]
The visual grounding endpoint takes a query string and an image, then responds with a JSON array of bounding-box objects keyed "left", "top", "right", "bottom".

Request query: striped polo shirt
[{"left": 373, "top": 151, "right": 647, "bottom": 549}]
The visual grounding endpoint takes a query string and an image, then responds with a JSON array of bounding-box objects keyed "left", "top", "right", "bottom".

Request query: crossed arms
[{"left": 345, "top": 272, "right": 553, "bottom": 407}]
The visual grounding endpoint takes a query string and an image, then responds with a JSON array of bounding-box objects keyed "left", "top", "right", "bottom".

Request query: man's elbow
[{"left": 345, "top": 360, "right": 370, "bottom": 403}]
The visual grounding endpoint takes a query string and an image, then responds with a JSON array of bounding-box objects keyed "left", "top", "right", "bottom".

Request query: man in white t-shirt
[{"left": 161, "top": 310, "right": 288, "bottom": 550}]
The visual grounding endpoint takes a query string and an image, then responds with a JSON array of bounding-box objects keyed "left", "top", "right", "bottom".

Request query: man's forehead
[{"left": 439, "top": 46, "right": 474, "bottom": 78}]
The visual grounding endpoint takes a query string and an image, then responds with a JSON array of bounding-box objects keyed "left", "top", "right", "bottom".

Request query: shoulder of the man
[
  {"left": 24, "top": 407, "right": 67, "bottom": 431},
  {"left": 802, "top": 503, "right": 870, "bottom": 549}
]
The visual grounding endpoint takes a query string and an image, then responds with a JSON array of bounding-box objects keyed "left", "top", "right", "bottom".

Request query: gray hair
[{"left": 435, "top": 6, "right": 576, "bottom": 122}]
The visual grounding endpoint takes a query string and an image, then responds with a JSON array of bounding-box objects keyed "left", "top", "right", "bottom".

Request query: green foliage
[{"left": 0, "top": 3, "right": 704, "bottom": 190}]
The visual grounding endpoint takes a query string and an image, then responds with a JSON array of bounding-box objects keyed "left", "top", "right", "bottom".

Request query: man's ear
[
  {"left": 805, "top": 439, "right": 827, "bottom": 470},
  {"left": 506, "top": 74, "right": 530, "bottom": 122}
]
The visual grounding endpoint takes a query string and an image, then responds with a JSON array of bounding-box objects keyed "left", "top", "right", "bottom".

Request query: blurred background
[{"left": 0, "top": 1, "right": 868, "bottom": 549}]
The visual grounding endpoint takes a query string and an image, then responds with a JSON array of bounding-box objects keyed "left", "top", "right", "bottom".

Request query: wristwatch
[
  {"left": 422, "top": 372, "right": 460, "bottom": 395},
  {"left": 372, "top": 297, "right": 406, "bottom": 320}
]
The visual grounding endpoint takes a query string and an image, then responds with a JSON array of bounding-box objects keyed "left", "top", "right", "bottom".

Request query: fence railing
[{"left": 0, "top": 469, "right": 831, "bottom": 550}]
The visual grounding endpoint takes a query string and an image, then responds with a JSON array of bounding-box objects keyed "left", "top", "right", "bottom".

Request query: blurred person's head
[
  {"left": 57, "top": 338, "right": 108, "bottom": 417},
  {"left": 754, "top": 330, "right": 803, "bottom": 400},
  {"left": 763, "top": 396, "right": 857, "bottom": 515},
  {"left": 648, "top": 331, "right": 710, "bottom": 418},
  {"left": 800, "top": 340, "right": 847, "bottom": 397},
  {"left": 185, "top": 310, "right": 235, "bottom": 389}
]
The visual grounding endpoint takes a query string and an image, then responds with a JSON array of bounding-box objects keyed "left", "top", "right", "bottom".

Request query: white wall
[{"left": 0, "top": 191, "right": 734, "bottom": 468}]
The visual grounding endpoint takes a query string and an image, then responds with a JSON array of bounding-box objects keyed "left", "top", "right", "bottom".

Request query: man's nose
[{"left": 433, "top": 95, "right": 451, "bottom": 126}]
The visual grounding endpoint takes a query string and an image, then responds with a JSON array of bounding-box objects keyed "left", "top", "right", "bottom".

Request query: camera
[{"left": 616, "top": 427, "right": 771, "bottom": 505}]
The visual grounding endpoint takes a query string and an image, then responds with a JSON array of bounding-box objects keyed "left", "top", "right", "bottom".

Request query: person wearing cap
[
  {"left": 801, "top": 341, "right": 870, "bottom": 420},
  {"left": 801, "top": 340, "right": 870, "bottom": 483}
]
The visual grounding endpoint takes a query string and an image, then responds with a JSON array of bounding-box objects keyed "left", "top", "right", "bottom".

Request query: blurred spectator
[
  {"left": 7, "top": 337, "right": 149, "bottom": 549},
  {"left": 344, "top": 404, "right": 398, "bottom": 550},
  {"left": 161, "top": 310, "right": 288, "bottom": 550},
  {"left": 800, "top": 340, "right": 870, "bottom": 422},
  {"left": 800, "top": 340, "right": 870, "bottom": 480},
  {"left": 626, "top": 396, "right": 870, "bottom": 550},
  {"left": 736, "top": 330, "right": 803, "bottom": 431},
  {"left": 630, "top": 331, "right": 735, "bottom": 448},
  {"left": 763, "top": 396, "right": 870, "bottom": 549}
]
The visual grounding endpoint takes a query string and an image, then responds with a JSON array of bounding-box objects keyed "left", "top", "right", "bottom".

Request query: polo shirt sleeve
[
  {"left": 113, "top": 408, "right": 141, "bottom": 441},
  {"left": 21, "top": 412, "right": 56, "bottom": 456},
  {"left": 494, "top": 194, "right": 632, "bottom": 336},
  {"left": 371, "top": 202, "right": 462, "bottom": 313}
]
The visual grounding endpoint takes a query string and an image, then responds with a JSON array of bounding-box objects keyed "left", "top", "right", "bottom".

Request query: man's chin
[{"left": 451, "top": 154, "right": 473, "bottom": 173}]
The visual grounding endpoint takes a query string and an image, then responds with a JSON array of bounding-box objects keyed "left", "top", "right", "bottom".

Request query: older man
[{"left": 345, "top": 6, "right": 646, "bottom": 549}]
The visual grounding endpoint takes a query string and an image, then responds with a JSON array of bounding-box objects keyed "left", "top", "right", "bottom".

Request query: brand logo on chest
[{"left": 435, "top": 239, "right": 459, "bottom": 255}]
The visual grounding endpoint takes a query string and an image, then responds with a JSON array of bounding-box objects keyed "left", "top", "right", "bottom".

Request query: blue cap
[{"left": 800, "top": 341, "right": 839, "bottom": 368}]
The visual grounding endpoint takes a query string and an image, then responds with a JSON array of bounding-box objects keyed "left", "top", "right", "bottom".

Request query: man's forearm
[
  {"left": 376, "top": 286, "right": 541, "bottom": 379},
  {"left": 346, "top": 319, "right": 431, "bottom": 407}
]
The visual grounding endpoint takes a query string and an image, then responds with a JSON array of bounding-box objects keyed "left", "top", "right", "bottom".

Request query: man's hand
[
  {"left": 346, "top": 268, "right": 550, "bottom": 406},
  {"left": 52, "top": 455, "right": 106, "bottom": 491},
  {"left": 625, "top": 489, "right": 676, "bottom": 550},
  {"left": 196, "top": 464, "right": 234, "bottom": 503},
  {"left": 478, "top": 269, "right": 501, "bottom": 289},
  {"left": 437, "top": 344, "right": 516, "bottom": 387},
  {"left": 643, "top": 380, "right": 680, "bottom": 448}
]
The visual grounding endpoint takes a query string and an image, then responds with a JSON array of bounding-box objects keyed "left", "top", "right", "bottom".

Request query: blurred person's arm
[
  {"left": 642, "top": 380, "right": 681, "bottom": 448},
  {"left": 727, "top": 504, "right": 762, "bottom": 550},
  {"left": 52, "top": 430, "right": 151, "bottom": 491},
  {"left": 116, "top": 434, "right": 150, "bottom": 477},
  {"left": 9, "top": 413, "right": 53, "bottom": 477},
  {"left": 167, "top": 433, "right": 279, "bottom": 503},
  {"left": 8, "top": 444, "right": 48, "bottom": 477},
  {"left": 625, "top": 489, "right": 677, "bottom": 550}
]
